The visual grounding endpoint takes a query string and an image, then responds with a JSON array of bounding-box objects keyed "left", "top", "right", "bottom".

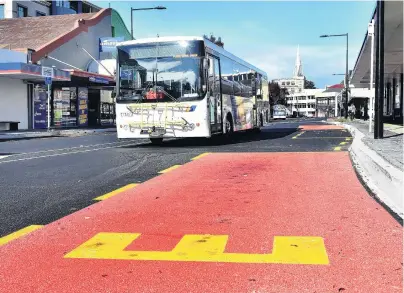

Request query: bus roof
[{"left": 117, "top": 36, "right": 268, "bottom": 79}]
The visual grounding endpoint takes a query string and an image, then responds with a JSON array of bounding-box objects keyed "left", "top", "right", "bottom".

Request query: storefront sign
[
  {"left": 78, "top": 88, "right": 88, "bottom": 126},
  {"left": 33, "top": 86, "right": 48, "bottom": 129},
  {"left": 89, "top": 76, "right": 110, "bottom": 84},
  {"left": 99, "top": 37, "right": 124, "bottom": 53}
]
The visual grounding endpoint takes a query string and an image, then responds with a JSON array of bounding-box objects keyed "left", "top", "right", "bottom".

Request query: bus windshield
[{"left": 117, "top": 41, "right": 206, "bottom": 103}]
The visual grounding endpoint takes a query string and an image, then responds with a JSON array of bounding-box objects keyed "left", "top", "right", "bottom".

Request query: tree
[
  {"left": 269, "top": 81, "right": 288, "bottom": 105},
  {"left": 304, "top": 79, "right": 316, "bottom": 89}
]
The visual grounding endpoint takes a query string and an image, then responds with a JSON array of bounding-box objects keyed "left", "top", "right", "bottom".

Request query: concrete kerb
[{"left": 331, "top": 121, "right": 404, "bottom": 219}]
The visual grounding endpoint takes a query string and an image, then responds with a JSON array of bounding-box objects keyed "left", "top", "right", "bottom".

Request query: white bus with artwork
[{"left": 115, "top": 36, "right": 270, "bottom": 144}]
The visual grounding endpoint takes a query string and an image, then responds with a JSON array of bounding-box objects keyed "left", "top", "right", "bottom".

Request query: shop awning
[
  {"left": 350, "top": 1, "right": 403, "bottom": 88},
  {"left": 0, "top": 62, "right": 70, "bottom": 81},
  {"left": 65, "top": 69, "right": 115, "bottom": 85}
]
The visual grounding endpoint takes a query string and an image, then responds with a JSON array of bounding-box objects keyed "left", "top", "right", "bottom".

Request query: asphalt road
[{"left": 0, "top": 118, "right": 351, "bottom": 237}]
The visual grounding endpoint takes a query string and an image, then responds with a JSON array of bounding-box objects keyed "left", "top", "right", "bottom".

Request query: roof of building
[{"left": 0, "top": 9, "right": 111, "bottom": 62}]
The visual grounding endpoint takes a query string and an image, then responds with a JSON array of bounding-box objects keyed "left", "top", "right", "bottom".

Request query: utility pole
[
  {"left": 368, "top": 19, "right": 375, "bottom": 133},
  {"left": 320, "top": 33, "right": 349, "bottom": 118},
  {"left": 130, "top": 6, "right": 166, "bottom": 40},
  {"left": 374, "top": 0, "right": 385, "bottom": 139}
]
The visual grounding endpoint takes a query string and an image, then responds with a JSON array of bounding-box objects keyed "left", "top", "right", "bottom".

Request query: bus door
[{"left": 208, "top": 55, "right": 222, "bottom": 132}]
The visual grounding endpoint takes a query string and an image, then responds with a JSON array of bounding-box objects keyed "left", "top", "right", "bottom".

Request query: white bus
[
  {"left": 115, "top": 36, "right": 270, "bottom": 144},
  {"left": 272, "top": 105, "right": 287, "bottom": 120}
]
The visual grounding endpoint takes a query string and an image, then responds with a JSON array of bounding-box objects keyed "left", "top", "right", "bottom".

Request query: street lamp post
[
  {"left": 320, "top": 33, "right": 349, "bottom": 119},
  {"left": 131, "top": 6, "right": 166, "bottom": 40}
]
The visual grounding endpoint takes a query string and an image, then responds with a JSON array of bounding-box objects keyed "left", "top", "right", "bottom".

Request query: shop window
[
  {"left": 17, "top": 5, "right": 28, "bottom": 17},
  {"left": 101, "top": 102, "right": 116, "bottom": 125},
  {"left": 53, "top": 88, "right": 78, "bottom": 127},
  {"left": 0, "top": 5, "right": 4, "bottom": 19}
]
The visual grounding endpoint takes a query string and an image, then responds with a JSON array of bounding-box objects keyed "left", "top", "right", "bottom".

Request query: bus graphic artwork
[{"left": 122, "top": 104, "right": 196, "bottom": 133}]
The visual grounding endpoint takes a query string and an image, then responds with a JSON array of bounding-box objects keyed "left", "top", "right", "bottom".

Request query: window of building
[
  {"left": 0, "top": 4, "right": 4, "bottom": 19},
  {"left": 282, "top": 82, "right": 285, "bottom": 86},
  {"left": 291, "top": 81, "right": 295, "bottom": 85},
  {"left": 36, "top": 11, "right": 46, "bottom": 16},
  {"left": 17, "top": 5, "right": 28, "bottom": 17}
]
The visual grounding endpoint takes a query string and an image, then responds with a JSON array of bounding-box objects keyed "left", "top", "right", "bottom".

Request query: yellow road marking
[
  {"left": 158, "top": 165, "right": 181, "bottom": 174},
  {"left": 191, "top": 153, "right": 211, "bottom": 160},
  {"left": 345, "top": 137, "right": 352, "bottom": 141},
  {"left": 294, "top": 137, "right": 351, "bottom": 139},
  {"left": 339, "top": 141, "right": 347, "bottom": 145},
  {"left": 334, "top": 146, "right": 342, "bottom": 151},
  {"left": 93, "top": 184, "right": 139, "bottom": 201},
  {"left": 0, "top": 225, "right": 43, "bottom": 246},
  {"left": 292, "top": 131, "right": 306, "bottom": 139},
  {"left": 65, "top": 232, "right": 329, "bottom": 265}
]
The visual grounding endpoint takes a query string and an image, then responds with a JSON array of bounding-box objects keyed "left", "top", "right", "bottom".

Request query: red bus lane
[{"left": 0, "top": 153, "right": 402, "bottom": 292}]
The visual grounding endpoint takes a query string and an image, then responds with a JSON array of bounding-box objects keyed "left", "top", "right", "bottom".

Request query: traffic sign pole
[{"left": 47, "top": 84, "right": 51, "bottom": 130}]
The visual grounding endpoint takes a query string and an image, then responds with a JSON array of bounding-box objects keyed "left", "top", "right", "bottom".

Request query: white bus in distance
[{"left": 115, "top": 36, "right": 270, "bottom": 144}]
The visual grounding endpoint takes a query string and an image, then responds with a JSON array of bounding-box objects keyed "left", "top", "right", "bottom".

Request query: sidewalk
[
  {"left": 329, "top": 118, "right": 403, "bottom": 219},
  {"left": 0, "top": 127, "right": 116, "bottom": 142},
  {"left": 346, "top": 120, "right": 403, "bottom": 170}
]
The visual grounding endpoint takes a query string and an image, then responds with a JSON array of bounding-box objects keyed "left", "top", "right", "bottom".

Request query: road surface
[{"left": 0, "top": 118, "right": 402, "bottom": 292}]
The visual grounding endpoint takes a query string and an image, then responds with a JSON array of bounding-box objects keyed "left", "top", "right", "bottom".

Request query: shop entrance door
[{"left": 88, "top": 89, "right": 100, "bottom": 127}]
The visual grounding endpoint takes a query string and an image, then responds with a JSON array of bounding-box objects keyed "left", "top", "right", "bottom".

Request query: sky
[{"left": 95, "top": 1, "right": 376, "bottom": 88}]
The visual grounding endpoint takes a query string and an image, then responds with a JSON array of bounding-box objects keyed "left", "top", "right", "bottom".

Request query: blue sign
[
  {"left": 89, "top": 76, "right": 110, "bottom": 84},
  {"left": 34, "top": 88, "right": 47, "bottom": 129},
  {"left": 45, "top": 76, "right": 52, "bottom": 85},
  {"left": 78, "top": 88, "right": 88, "bottom": 127},
  {"left": 99, "top": 37, "right": 124, "bottom": 53}
]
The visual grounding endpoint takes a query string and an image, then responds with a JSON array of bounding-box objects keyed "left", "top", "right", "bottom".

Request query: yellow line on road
[
  {"left": 0, "top": 225, "right": 43, "bottom": 246},
  {"left": 345, "top": 137, "right": 352, "bottom": 141},
  {"left": 292, "top": 131, "right": 306, "bottom": 139},
  {"left": 158, "top": 165, "right": 182, "bottom": 174},
  {"left": 93, "top": 184, "right": 139, "bottom": 201},
  {"left": 334, "top": 146, "right": 342, "bottom": 151},
  {"left": 339, "top": 141, "right": 348, "bottom": 145},
  {"left": 191, "top": 153, "right": 211, "bottom": 160},
  {"left": 294, "top": 137, "right": 351, "bottom": 139}
]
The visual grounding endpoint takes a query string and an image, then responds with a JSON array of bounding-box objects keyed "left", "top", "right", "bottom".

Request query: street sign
[
  {"left": 41, "top": 66, "right": 54, "bottom": 78},
  {"left": 45, "top": 77, "right": 52, "bottom": 85}
]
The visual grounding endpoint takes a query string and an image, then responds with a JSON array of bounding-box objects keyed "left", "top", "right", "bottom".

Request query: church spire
[{"left": 293, "top": 45, "right": 303, "bottom": 77}]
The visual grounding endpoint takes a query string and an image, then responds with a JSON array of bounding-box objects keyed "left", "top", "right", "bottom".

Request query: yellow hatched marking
[
  {"left": 65, "top": 232, "right": 329, "bottom": 265},
  {"left": 345, "top": 137, "right": 352, "bottom": 141},
  {"left": 191, "top": 153, "right": 211, "bottom": 161},
  {"left": 93, "top": 184, "right": 139, "bottom": 201},
  {"left": 0, "top": 225, "right": 43, "bottom": 246},
  {"left": 158, "top": 165, "right": 181, "bottom": 174},
  {"left": 292, "top": 131, "right": 306, "bottom": 139},
  {"left": 334, "top": 146, "right": 342, "bottom": 151},
  {"left": 339, "top": 141, "right": 348, "bottom": 145}
]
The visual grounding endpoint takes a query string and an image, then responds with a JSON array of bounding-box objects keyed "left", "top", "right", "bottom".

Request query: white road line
[
  {"left": 0, "top": 141, "right": 146, "bottom": 164},
  {"left": 8, "top": 141, "right": 138, "bottom": 157},
  {"left": 0, "top": 155, "right": 10, "bottom": 160}
]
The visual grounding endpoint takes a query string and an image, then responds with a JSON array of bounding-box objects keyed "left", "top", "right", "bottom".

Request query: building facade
[
  {"left": 0, "top": 7, "right": 131, "bottom": 130},
  {"left": 350, "top": 1, "right": 403, "bottom": 124},
  {"left": 0, "top": 0, "right": 100, "bottom": 19},
  {"left": 286, "top": 89, "right": 322, "bottom": 117}
]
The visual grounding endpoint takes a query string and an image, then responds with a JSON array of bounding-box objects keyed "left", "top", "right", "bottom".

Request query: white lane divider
[{"left": 0, "top": 155, "right": 10, "bottom": 160}]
